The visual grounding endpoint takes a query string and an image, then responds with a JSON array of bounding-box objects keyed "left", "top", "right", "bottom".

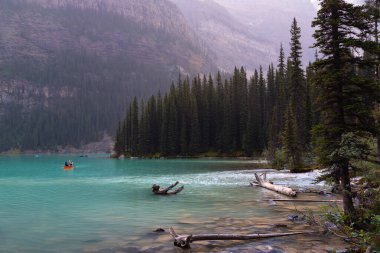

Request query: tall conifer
[{"left": 312, "top": 0, "right": 378, "bottom": 216}]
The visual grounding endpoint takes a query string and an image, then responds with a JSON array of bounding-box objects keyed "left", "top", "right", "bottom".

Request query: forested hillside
[{"left": 0, "top": 0, "right": 215, "bottom": 152}]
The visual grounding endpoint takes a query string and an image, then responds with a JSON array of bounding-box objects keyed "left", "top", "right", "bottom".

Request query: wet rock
[
  {"left": 256, "top": 245, "right": 284, "bottom": 253},
  {"left": 256, "top": 245, "right": 273, "bottom": 251},
  {"left": 287, "top": 214, "right": 299, "bottom": 221},
  {"left": 327, "top": 249, "right": 349, "bottom": 253},
  {"left": 324, "top": 221, "right": 337, "bottom": 230},
  {"left": 318, "top": 190, "right": 330, "bottom": 196},
  {"left": 153, "top": 228, "right": 165, "bottom": 233}
]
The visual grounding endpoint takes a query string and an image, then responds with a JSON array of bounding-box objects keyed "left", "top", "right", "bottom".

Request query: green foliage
[
  {"left": 330, "top": 132, "right": 372, "bottom": 165},
  {"left": 282, "top": 104, "right": 303, "bottom": 172},
  {"left": 271, "top": 148, "right": 287, "bottom": 170},
  {"left": 319, "top": 204, "right": 380, "bottom": 250}
]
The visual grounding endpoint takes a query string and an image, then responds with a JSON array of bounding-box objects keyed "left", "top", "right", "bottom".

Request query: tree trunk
[
  {"left": 377, "top": 135, "right": 380, "bottom": 170},
  {"left": 340, "top": 163, "right": 355, "bottom": 218}
]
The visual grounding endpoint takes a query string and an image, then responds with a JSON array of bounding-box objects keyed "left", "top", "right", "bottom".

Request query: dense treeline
[{"left": 114, "top": 18, "right": 316, "bottom": 167}]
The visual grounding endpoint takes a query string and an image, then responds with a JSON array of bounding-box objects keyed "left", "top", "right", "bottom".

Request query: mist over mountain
[
  {"left": 170, "top": 0, "right": 275, "bottom": 71},
  {"left": 172, "top": 0, "right": 316, "bottom": 71}
]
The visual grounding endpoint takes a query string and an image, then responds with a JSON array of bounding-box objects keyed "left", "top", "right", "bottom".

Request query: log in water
[{"left": 253, "top": 173, "right": 297, "bottom": 197}]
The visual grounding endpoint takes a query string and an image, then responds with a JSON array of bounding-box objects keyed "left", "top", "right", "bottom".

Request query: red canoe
[{"left": 63, "top": 165, "right": 74, "bottom": 170}]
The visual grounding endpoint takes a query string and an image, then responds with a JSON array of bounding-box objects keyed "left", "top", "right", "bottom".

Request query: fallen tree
[
  {"left": 152, "top": 181, "right": 184, "bottom": 195},
  {"left": 252, "top": 173, "right": 297, "bottom": 197},
  {"left": 169, "top": 227, "right": 311, "bottom": 249},
  {"left": 266, "top": 199, "right": 342, "bottom": 203}
]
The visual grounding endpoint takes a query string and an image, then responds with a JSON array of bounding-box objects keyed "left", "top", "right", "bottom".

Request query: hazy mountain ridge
[
  {"left": 215, "top": 0, "right": 316, "bottom": 65},
  {"left": 171, "top": 0, "right": 276, "bottom": 71},
  {"left": 0, "top": 0, "right": 215, "bottom": 71},
  {"left": 172, "top": 0, "right": 316, "bottom": 71}
]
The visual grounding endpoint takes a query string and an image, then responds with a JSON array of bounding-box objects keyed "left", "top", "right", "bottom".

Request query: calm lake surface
[{"left": 0, "top": 155, "right": 345, "bottom": 252}]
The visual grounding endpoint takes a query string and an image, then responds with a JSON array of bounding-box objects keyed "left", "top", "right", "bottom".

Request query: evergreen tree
[
  {"left": 160, "top": 95, "right": 169, "bottom": 155},
  {"left": 275, "top": 44, "right": 287, "bottom": 144},
  {"left": 189, "top": 96, "right": 201, "bottom": 154},
  {"left": 207, "top": 74, "right": 217, "bottom": 149},
  {"left": 305, "top": 64, "right": 315, "bottom": 145},
  {"left": 125, "top": 104, "right": 132, "bottom": 154},
  {"left": 312, "top": 0, "right": 378, "bottom": 217},
  {"left": 239, "top": 67, "right": 249, "bottom": 150},
  {"left": 166, "top": 85, "right": 179, "bottom": 155},
  {"left": 286, "top": 18, "right": 306, "bottom": 170},
  {"left": 364, "top": 0, "right": 380, "bottom": 167},
  {"left": 130, "top": 97, "right": 139, "bottom": 156},
  {"left": 243, "top": 113, "right": 255, "bottom": 156},
  {"left": 266, "top": 63, "right": 277, "bottom": 159},
  {"left": 258, "top": 66, "right": 267, "bottom": 150},
  {"left": 215, "top": 71, "right": 225, "bottom": 151},
  {"left": 114, "top": 122, "right": 125, "bottom": 156},
  {"left": 282, "top": 104, "right": 300, "bottom": 170},
  {"left": 180, "top": 114, "right": 188, "bottom": 155},
  {"left": 201, "top": 75, "right": 211, "bottom": 151},
  {"left": 250, "top": 70, "right": 264, "bottom": 152},
  {"left": 221, "top": 79, "right": 233, "bottom": 152},
  {"left": 138, "top": 102, "right": 146, "bottom": 155},
  {"left": 156, "top": 91, "right": 163, "bottom": 153}
]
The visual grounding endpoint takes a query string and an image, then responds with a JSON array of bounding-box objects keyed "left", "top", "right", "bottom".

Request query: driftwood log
[
  {"left": 152, "top": 181, "right": 184, "bottom": 195},
  {"left": 169, "top": 227, "right": 310, "bottom": 249},
  {"left": 252, "top": 173, "right": 297, "bottom": 197},
  {"left": 267, "top": 199, "right": 342, "bottom": 203}
]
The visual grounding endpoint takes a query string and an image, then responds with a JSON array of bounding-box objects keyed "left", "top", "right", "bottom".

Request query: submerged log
[
  {"left": 152, "top": 181, "right": 184, "bottom": 195},
  {"left": 253, "top": 173, "right": 297, "bottom": 197},
  {"left": 169, "top": 227, "right": 310, "bottom": 249}
]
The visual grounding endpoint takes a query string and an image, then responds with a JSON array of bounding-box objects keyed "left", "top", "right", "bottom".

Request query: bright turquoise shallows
[{"left": 0, "top": 155, "right": 323, "bottom": 252}]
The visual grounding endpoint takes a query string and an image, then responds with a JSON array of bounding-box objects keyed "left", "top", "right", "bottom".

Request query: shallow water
[{"left": 0, "top": 155, "right": 346, "bottom": 252}]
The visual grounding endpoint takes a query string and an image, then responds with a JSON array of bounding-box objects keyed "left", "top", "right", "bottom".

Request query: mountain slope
[
  {"left": 215, "top": 0, "right": 316, "bottom": 65},
  {"left": 0, "top": 0, "right": 216, "bottom": 152},
  {"left": 171, "top": 0, "right": 276, "bottom": 72},
  {"left": 171, "top": 0, "right": 316, "bottom": 72},
  {"left": 1, "top": 0, "right": 215, "bottom": 72}
]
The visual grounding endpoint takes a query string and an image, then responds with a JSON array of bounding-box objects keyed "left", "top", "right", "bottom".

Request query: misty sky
[{"left": 311, "top": 0, "right": 364, "bottom": 8}]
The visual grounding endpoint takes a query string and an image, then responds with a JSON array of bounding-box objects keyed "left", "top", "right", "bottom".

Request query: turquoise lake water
[{"left": 0, "top": 155, "right": 343, "bottom": 252}]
